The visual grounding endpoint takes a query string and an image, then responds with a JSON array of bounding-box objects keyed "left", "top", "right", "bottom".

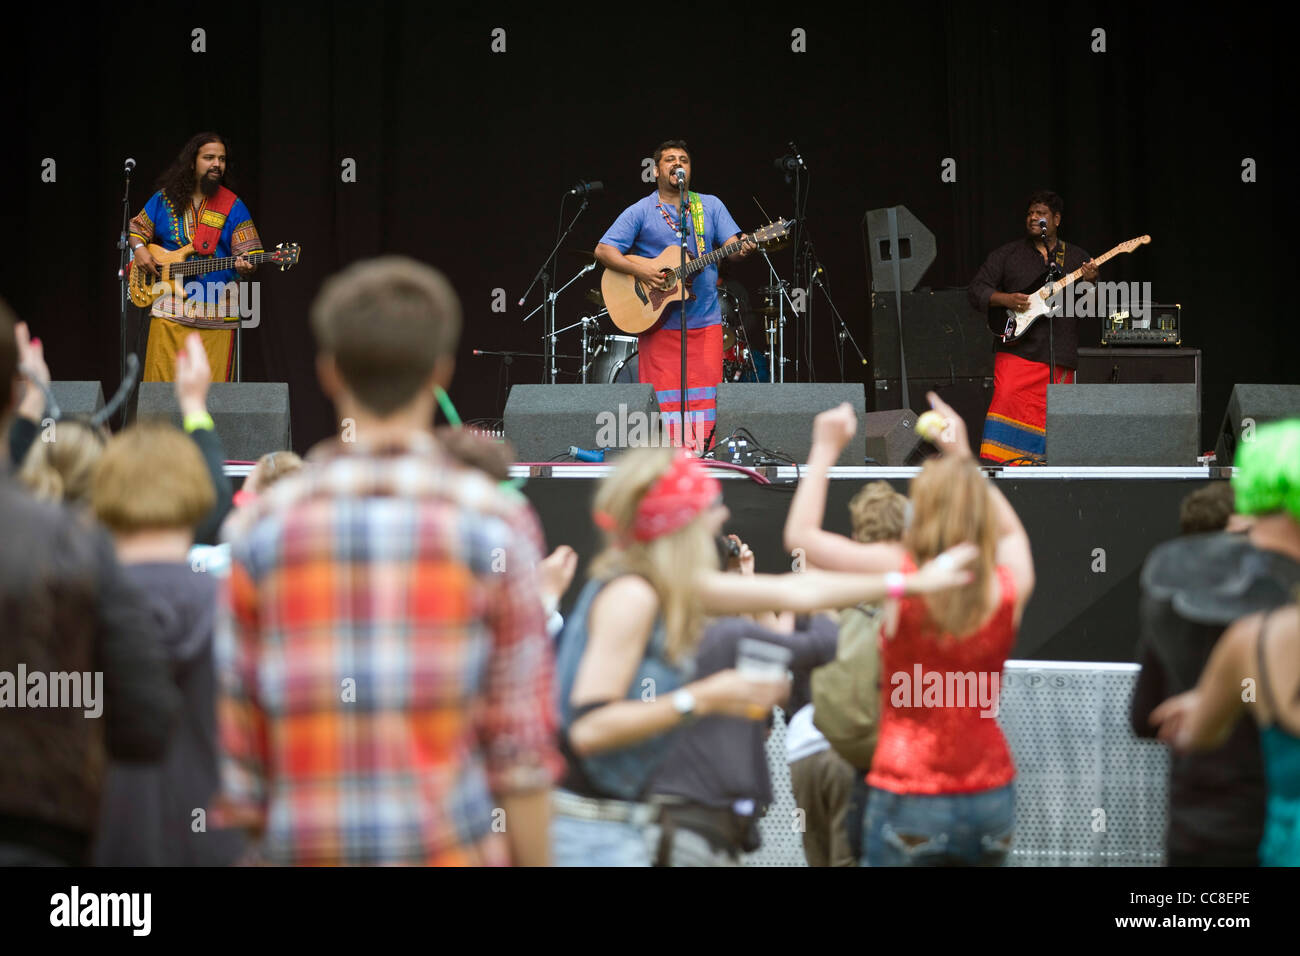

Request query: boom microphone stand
[
  {"left": 1040, "top": 219, "right": 1063, "bottom": 386},
  {"left": 517, "top": 190, "right": 593, "bottom": 383}
]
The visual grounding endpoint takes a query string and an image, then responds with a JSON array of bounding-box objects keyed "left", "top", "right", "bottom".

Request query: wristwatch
[{"left": 671, "top": 688, "right": 696, "bottom": 723}]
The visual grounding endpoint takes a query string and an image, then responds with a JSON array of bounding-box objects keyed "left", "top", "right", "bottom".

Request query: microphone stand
[
  {"left": 115, "top": 160, "right": 136, "bottom": 429},
  {"left": 1041, "top": 220, "right": 1061, "bottom": 386},
  {"left": 677, "top": 171, "right": 689, "bottom": 450},
  {"left": 809, "top": 255, "right": 866, "bottom": 374},
  {"left": 517, "top": 192, "right": 591, "bottom": 383}
]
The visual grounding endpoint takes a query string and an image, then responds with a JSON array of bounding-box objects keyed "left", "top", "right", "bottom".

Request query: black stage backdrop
[{"left": 0, "top": 2, "right": 1283, "bottom": 452}]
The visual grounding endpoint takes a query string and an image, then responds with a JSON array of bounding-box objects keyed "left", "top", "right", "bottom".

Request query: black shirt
[
  {"left": 968, "top": 237, "right": 1093, "bottom": 368},
  {"left": 648, "top": 615, "right": 838, "bottom": 812}
]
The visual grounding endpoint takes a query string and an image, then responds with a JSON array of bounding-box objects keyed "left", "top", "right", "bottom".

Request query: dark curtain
[{"left": 0, "top": 2, "right": 1281, "bottom": 452}]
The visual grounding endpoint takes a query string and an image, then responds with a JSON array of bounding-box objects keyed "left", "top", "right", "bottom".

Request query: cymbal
[
  {"left": 722, "top": 326, "right": 736, "bottom": 351},
  {"left": 585, "top": 288, "right": 605, "bottom": 307},
  {"left": 755, "top": 303, "right": 780, "bottom": 317}
]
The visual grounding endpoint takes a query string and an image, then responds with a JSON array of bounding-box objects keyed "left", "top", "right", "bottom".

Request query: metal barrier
[{"left": 744, "top": 661, "right": 1169, "bottom": 866}]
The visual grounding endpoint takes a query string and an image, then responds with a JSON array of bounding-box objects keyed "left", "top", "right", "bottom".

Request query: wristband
[
  {"left": 183, "top": 411, "right": 215, "bottom": 433},
  {"left": 885, "top": 571, "right": 907, "bottom": 599}
]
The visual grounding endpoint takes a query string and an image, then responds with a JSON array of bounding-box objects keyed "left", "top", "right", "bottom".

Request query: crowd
[{"left": 0, "top": 257, "right": 1296, "bottom": 867}]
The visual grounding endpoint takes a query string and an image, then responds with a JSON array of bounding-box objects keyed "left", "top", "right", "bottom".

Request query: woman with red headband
[{"left": 550, "top": 446, "right": 976, "bottom": 866}]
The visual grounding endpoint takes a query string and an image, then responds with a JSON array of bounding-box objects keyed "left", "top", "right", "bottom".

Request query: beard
[{"left": 198, "top": 171, "right": 222, "bottom": 196}]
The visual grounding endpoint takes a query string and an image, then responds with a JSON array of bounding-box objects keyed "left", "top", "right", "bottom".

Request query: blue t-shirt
[{"left": 598, "top": 192, "right": 742, "bottom": 331}]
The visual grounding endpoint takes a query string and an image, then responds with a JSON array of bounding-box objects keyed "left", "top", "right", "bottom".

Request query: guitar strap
[
  {"left": 191, "top": 186, "right": 238, "bottom": 255},
  {"left": 656, "top": 193, "right": 706, "bottom": 256}
]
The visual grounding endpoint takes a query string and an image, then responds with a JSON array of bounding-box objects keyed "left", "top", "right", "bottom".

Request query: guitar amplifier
[
  {"left": 1100, "top": 303, "right": 1181, "bottom": 346},
  {"left": 1076, "top": 348, "right": 1201, "bottom": 430}
]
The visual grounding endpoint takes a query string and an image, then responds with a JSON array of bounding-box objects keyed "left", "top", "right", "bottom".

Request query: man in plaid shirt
[{"left": 215, "top": 257, "right": 562, "bottom": 865}]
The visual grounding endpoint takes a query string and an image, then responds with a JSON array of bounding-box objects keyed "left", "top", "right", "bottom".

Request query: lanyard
[{"left": 657, "top": 193, "right": 706, "bottom": 256}]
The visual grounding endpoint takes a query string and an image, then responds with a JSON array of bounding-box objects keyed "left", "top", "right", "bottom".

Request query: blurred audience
[
  {"left": 214, "top": 257, "right": 562, "bottom": 865},
  {"left": 1147, "top": 419, "right": 1300, "bottom": 866},
  {"left": 1132, "top": 421, "right": 1300, "bottom": 866},
  {"left": 788, "top": 394, "right": 1033, "bottom": 866},
  {"left": 0, "top": 299, "right": 180, "bottom": 866},
  {"left": 551, "top": 445, "right": 973, "bottom": 866},
  {"left": 89, "top": 422, "right": 244, "bottom": 866}
]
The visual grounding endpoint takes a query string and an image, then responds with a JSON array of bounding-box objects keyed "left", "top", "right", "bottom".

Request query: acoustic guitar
[{"left": 600, "top": 220, "right": 791, "bottom": 334}]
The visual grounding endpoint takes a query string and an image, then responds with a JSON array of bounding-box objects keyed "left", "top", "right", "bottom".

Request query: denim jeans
[
  {"left": 550, "top": 811, "right": 652, "bottom": 867},
  {"left": 861, "top": 783, "right": 1016, "bottom": 867}
]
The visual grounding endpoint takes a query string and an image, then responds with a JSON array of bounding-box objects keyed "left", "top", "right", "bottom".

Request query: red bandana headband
[{"left": 595, "top": 453, "right": 722, "bottom": 543}]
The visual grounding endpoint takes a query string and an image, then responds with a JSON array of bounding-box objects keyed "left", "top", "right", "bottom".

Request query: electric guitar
[
  {"left": 600, "top": 219, "right": 792, "bottom": 334},
  {"left": 127, "top": 241, "right": 301, "bottom": 308},
  {"left": 991, "top": 235, "right": 1151, "bottom": 342}
]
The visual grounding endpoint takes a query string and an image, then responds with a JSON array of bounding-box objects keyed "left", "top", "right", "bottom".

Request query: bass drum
[{"left": 590, "top": 334, "right": 640, "bottom": 384}]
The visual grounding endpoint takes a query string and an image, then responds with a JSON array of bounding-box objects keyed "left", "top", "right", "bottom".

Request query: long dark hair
[{"left": 157, "top": 131, "right": 233, "bottom": 206}]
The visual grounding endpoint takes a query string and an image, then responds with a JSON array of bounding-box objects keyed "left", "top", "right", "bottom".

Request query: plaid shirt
[{"left": 215, "top": 432, "right": 561, "bottom": 865}]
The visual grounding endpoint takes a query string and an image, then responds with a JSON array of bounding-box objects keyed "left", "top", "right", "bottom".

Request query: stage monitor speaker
[
  {"left": 1046, "top": 384, "right": 1199, "bottom": 465},
  {"left": 134, "top": 382, "right": 291, "bottom": 462},
  {"left": 874, "top": 375, "right": 992, "bottom": 459},
  {"left": 870, "top": 291, "right": 994, "bottom": 380},
  {"left": 1215, "top": 384, "right": 1300, "bottom": 466},
  {"left": 714, "top": 383, "right": 865, "bottom": 466},
  {"left": 504, "top": 384, "right": 659, "bottom": 462},
  {"left": 49, "top": 381, "right": 106, "bottom": 419},
  {"left": 862, "top": 205, "right": 936, "bottom": 292},
  {"left": 863, "top": 409, "right": 926, "bottom": 465}
]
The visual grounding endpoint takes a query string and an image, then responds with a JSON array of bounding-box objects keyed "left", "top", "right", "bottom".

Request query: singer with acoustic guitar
[
  {"left": 594, "top": 140, "right": 757, "bottom": 452},
  {"left": 128, "top": 132, "right": 261, "bottom": 383},
  {"left": 968, "top": 190, "right": 1099, "bottom": 465}
]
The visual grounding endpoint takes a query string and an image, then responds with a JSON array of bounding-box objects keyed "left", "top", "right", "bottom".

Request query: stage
[{"left": 516, "top": 463, "right": 1222, "bottom": 663}]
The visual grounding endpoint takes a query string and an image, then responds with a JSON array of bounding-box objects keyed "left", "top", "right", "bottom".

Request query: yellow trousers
[{"left": 143, "top": 316, "right": 236, "bottom": 383}]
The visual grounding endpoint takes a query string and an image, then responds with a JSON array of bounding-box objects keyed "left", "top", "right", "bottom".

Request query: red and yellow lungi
[
  {"left": 979, "top": 352, "right": 1075, "bottom": 464},
  {"left": 638, "top": 323, "right": 723, "bottom": 452}
]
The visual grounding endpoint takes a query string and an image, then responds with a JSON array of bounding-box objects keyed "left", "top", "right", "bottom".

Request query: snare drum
[{"left": 590, "top": 334, "right": 639, "bottom": 384}]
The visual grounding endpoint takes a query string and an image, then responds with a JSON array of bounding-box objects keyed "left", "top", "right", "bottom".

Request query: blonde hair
[
  {"left": 588, "top": 447, "right": 718, "bottom": 664},
  {"left": 849, "top": 480, "right": 908, "bottom": 543},
  {"left": 91, "top": 422, "right": 215, "bottom": 534},
  {"left": 18, "top": 419, "right": 108, "bottom": 505},
  {"left": 903, "top": 456, "right": 998, "bottom": 637},
  {"left": 250, "top": 450, "right": 303, "bottom": 493}
]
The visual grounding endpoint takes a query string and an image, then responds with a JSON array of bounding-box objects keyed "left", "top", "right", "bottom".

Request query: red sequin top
[{"left": 866, "top": 556, "right": 1017, "bottom": 795}]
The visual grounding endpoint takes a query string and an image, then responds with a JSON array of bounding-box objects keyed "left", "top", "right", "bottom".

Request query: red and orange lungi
[
  {"left": 638, "top": 323, "right": 723, "bottom": 452},
  {"left": 979, "top": 352, "right": 1075, "bottom": 464}
]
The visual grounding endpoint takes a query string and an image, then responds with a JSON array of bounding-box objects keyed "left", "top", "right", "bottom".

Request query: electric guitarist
[
  {"left": 129, "top": 131, "right": 261, "bottom": 383},
  {"left": 594, "top": 139, "right": 757, "bottom": 452},
  {"left": 968, "top": 190, "right": 1099, "bottom": 465}
]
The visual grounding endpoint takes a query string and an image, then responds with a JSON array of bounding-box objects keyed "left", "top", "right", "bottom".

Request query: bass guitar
[{"left": 127, "top": 241, "right": 301, "bottom": 309}]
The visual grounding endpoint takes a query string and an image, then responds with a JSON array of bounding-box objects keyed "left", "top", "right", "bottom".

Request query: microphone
[
  {"left": 787, "top": 141, "right": 806, "bottom": 168},
  {"left": 1037, "top": 218, "right": 1047, "bottom": 230},
  {"left": 773, "top": 155, "right": 798, "bottom": 171},
  {"left": 569, "top": 179, "right": 603, "bottom": 197},
  {"left": 673, "top": 167, "right": 686, "bottom": 185},
  {"left": 124, "top": 157, "right": 136, "bottom": 174}
]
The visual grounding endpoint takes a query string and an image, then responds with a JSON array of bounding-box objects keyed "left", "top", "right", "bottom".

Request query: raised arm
[
  {"left": 924, "top": 391, "right": 1035, "bottom": 619},
  {"left": 783, "top": 403, "right": 907, "bottom": 573}
]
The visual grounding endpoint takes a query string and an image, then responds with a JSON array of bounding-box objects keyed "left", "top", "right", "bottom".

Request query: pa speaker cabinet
[
  {"left": 714, "top": 383, "right": 865, "bottom": 465},
  {"left": 49, "top": 381, "right": 106, "bottom": 418},
  {"left": 870, "top": 291, "right": 995, "bottom": 380},
  {"left": 1047, "top": 384, "right": 1199, "bottom": 466},
  {"left": 874, "top": 375, "right": 992, "bottom": 459},
  {"left": 135, "top": 382, "right": 291, "bottom": 462},
  {"left": 504, "top": 384, "right": 659, "bottom": 462},
  {"left": 863, "top": 409, "right": 926, "bottom": 465},
  {"left": 1216, "top": 384, "right": 1300, "bottom": 466}
]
